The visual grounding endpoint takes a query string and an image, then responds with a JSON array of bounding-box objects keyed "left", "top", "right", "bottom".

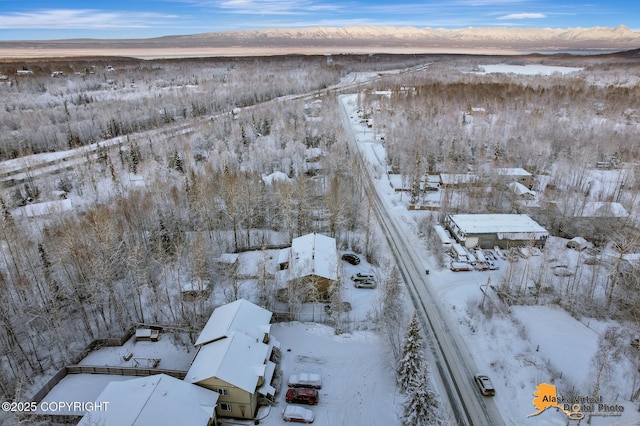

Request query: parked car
[
  {"left": 288, "top": 373, "right": 322, "bottom": 389},
  {"left": 450, "top": 262, "right": 473, "bottom": 272},
  {"left": 286, "top": 388, "right": 319, "bottom": 405},
  {"left": 487, "top": 261, "right": 499, "bottom": 270},
  {"left": 341, "top": 253, "right": 360, "bottom": 265},
  {"left": 472, "top": 261, "right": 489, "bottom": 271},
  {"left": 474, "top": 375, "right": 496, "bottom": 396},
  {"left": 351, "top": 272, "right": 375, "bottom": 282},
  {"left": 355, "top": 279, "right": 377, "bottom": 289},
  {"left": 283, "top": 405, "right": 314, "bottom": 423},
  {"left": 424, "top": 185, "right": 439, "bottom": 191}
]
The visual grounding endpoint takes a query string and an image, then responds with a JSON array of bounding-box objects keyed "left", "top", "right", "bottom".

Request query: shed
[{"left": 566, "top": 237, "right": 588, "bottom": 251}]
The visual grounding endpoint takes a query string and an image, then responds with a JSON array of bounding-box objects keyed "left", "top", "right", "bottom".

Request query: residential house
[
  {"left": 77, "top": 374, "right": 219, "bottom": 426},
  {"left": 439, "top": 173, "right": 481, "bottom": 188},
  {"left": 555, "top": 201, "right": 629, "bottom": 242},
  {"left": 497, "top": 167, "right": 534, "bottom": 189},
  {"left": 194, "top": 298, "right": 272, "bottom": 346},
  {"left": 287, "top": 233, "right": 338, "bottom": 293},
  {"left": 186, "top": 299, "right": 278, "bottom": 420},
  {"left": 507, "top": 182, "right": 536, "bottom": 200}
]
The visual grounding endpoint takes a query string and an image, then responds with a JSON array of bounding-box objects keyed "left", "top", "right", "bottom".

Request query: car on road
[
  {"left": 355, "top": 279, "right": 377, "bottom": 289},
  {"left": 283, "top": 405, "right": 314, "bottom": 423},
  {"left": 286, "top": 388, "right": 319, "bottom": 405},
  {"left": 341, "top": 253, "right": 360, "bottom": 265},
  {"left": 288, "top": 373, "right": 323, "bottom": 389},
  {"left": 474, "top": 375, "right": 496, "bottom": 396}
]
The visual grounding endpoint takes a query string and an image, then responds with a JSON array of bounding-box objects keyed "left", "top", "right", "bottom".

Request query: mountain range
[{"left": 1, "top": 25, "right": 639, "bottom": 58}]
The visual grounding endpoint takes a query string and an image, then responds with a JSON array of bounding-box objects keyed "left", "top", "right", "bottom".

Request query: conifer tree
[
  {"left": 402, "top": 371, "right": 440, "bottom": 426},
  {"left": 410, "top": 152, "right": 422, "bottom": 204},
  {"left": 397, "top": 312, "right": 424, "bottom": 391}
]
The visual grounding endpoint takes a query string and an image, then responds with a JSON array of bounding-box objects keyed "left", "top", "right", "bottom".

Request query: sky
[{"left": 0, "top": 0, "right": 637, "bottom": 40}]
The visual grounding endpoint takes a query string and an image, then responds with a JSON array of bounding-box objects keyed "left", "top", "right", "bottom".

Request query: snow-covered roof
[
  {"left": 195, "top": 299, "right": 272, "bottom": 346},
  {"left": 181, "top": 280, "right": 210, "bottom": 293},
  {"left": 576, "top": 201, "right": 629, "bottom": 218},
  {"left": 289, "top": 233, "right": 338, "bottom": 282},
  {"left": 186, "top": 331, "right": 270, "bottom": 393},
  {"left": 278, "top": 247, "right": 291, "bottom": 265},
  {"left": 218, "top": 253, "right": 239, "bottom": 264},
  {"left": 439, "top": 173, "right": 480, "bottom": 185},
  {"left": 258, "top": 360, "right": 277, "bottom": 397},
  {"left": 507, "top": 182, "right": 535, "bottom": 197},
  {"left": 498, "top": 167, "right": 532, "bottom": 176},
  {"left": 13, "top": 199, "right": 73, "bottom": 218},
  {"left": 448, "top": 214, "right": 548, "bottom": 235},
  {"left": 262, "top": 171, "right": 291, "bottom": 185},
  {"left": 77, "top": 374, "right": 218, "bottom": 426}
]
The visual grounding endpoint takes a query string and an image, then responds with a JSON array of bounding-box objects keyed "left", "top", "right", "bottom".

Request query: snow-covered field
[{"left": 474, "top": 64, "right": 583, "bottom": 75}]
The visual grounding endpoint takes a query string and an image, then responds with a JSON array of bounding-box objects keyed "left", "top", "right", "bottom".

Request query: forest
[{"left": 0, "top": 51, "right": 639, "bottom": 413}]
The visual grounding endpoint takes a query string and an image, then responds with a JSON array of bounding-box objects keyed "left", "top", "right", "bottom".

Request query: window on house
[
  {"left": 217, "top": 388, "right": 229, "bottom": 396},
  {"left": 219, "top": 403, "right": 232, "bottom": 411}
]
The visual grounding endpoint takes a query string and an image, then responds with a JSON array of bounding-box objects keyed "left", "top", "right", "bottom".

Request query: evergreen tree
[
  {"left": 402, "top": 371, "right": 440, "bottom": 426},
  {"left": 397, "top": 313, "right": 424, "bottom": 391},
  {"left": 410, "top": 152, "right": 422, "bottom": 204}
]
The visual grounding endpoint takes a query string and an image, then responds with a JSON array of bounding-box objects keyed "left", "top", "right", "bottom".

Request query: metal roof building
[{"left": 444, "top": 214, "right": 549, "bottom": 249}]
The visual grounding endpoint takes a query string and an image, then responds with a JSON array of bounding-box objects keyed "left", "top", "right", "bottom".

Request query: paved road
[{"left": 338, "top": 94, "right": 506, "bottom": 426}]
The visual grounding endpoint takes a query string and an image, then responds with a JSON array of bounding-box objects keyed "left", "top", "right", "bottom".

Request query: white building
[
  {"left": 445, "top": 214, "right": 549, "bottom": 249},
  {"left": 288, "top": 233, "right": 338, "bottom": 292},
  {"left": 77, "top": 374, "right": 219, "bottom": 426}
]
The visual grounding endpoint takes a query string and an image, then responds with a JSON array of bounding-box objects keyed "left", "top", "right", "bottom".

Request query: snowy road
[{"left": 338, "top": 94, "right": 506, "bottom": 426}]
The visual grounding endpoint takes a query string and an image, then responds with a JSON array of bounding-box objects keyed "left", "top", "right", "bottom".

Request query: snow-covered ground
[
  {"left": 474, "top": 64, "right": 583, "bottom": 75},
  {"left": 36, "top": 322, "right": 402, "bottom": 424},
  {"left": 23, "top": 63, "right": 640, "bottom": 426},
  {"left": 339, "top": 91, "right": 640, "bottom": 425},
  {"left": 254, "top": 322, "right": 402, "bottom": 426},
  {"left": 78, "top": 334, "right": 197, "bottom": 371}
]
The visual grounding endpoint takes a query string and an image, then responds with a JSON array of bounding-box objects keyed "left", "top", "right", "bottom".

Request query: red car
[{"left": 286, "top": 388, "right": 319, "bottom": 405}]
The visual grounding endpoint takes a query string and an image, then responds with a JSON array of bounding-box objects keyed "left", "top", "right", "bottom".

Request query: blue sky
[{"left": 0, "top": 0, "right": 637, "bottom": 40}]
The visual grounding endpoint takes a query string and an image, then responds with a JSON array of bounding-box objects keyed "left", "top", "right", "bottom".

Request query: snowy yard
[
  {"left": 36, "top": 323, "right": 402, "bottom": 424},
  {"left": 250, "top": 322, "right": 402, "bottom": 426}
]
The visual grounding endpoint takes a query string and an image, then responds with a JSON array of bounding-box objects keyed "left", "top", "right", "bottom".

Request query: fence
[
  {"left": 65, "top": 364, "right": 186, "bottom": 379},
  {"left": 27, "top": 364, "right": 187, "bottom": 424}
]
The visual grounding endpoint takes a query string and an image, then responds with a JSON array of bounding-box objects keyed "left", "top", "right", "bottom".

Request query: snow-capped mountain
[
  {"left": 171, "top": 25, "right": 640, "bottom": 49},
  {"left": 1, "top": 25, "right": 638, "bottom": 55}
]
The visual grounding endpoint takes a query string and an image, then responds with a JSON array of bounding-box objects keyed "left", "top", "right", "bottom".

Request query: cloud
[
  {"left": 497, "top": 13, "right": 546, "bottom": 20},
  {"left": 214, "top": 0, "right": 343, "bottom": 15},
  {"left": 0, "top": 9, "right": 178, "bottom": 29}
]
